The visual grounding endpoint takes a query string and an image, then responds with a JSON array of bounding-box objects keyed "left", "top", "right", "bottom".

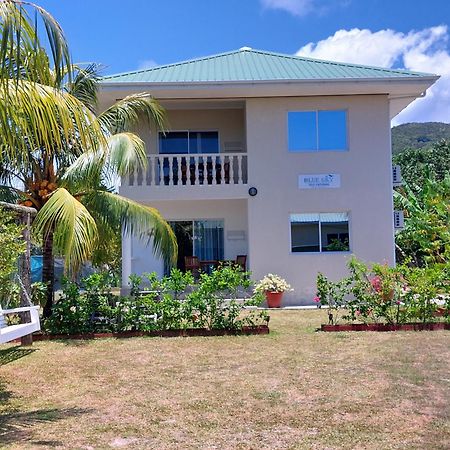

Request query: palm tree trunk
[{"left": 42, "top": 229, "right": 55, "bottom": 318}]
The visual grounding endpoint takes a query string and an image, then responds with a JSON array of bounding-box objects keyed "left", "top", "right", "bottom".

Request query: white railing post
[
  {"left": 158, "top": 156, "right": 163, "bottom": 185},
  {"left": 147, "top": 156, "right": 153, "bottom": 186},
  {"left": 168, "top": 157, "right": 174, "bottom": 186},
  {"left": 237, "top": 155, "right": 243, "bottom": 184},
  {"left": 177, "top": 156, "right": 182, "bottom": 186},
  {"left": 220, "top": 155, "right": 225, "bottom": 184},
  {"left": 229, "top": 155, "right": 234, "bottom": 184},
  {"left": 194, "top": 156, "right": 200, "bottom": 185}
]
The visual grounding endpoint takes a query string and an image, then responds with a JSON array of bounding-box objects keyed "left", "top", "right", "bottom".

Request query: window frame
[
  {"left": 289, "top": 212, "right": 351, "bottom": 254},
  {"left": 158, "top": 130, "right": 220, "bottom": 154},
  {"left": 287, "top": 109, "right": 349, "bottom": 152}
]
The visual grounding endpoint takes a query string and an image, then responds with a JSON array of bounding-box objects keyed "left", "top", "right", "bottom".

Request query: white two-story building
[{"left": 99, "top": 48, "right": 438, "bottom": 304}]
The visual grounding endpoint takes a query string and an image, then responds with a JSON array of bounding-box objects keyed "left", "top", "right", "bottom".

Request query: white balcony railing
[{"left": 126, "top": 153, "right": 248, "bottom": 187}]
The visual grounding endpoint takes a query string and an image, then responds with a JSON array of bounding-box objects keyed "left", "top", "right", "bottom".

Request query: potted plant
[{"left": 254, "top": 274, "right": 292, "bottom": 308}]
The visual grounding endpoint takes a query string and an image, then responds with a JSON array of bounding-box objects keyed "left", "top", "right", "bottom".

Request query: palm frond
[
  {"left": 0, "top": 0, "right": 71, "bottom": 84},
  {"left": 33, "top": 188, "right": 98, "bottom": 273},
  {"left": 0, "top": 79, "right": 105, "bottom": 160},
  {"left": 84, "top": 190, "right": 177, "bottom": 266},
  {"left": 97, "top": 93, "right": 166, "bottom": 134},
  {"left": 65, "top": 63, "right": 101, "bottom": 112}
]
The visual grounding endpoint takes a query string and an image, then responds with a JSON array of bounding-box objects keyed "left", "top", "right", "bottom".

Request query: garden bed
[
  {"left": 321, "top": 322, "right": 450, "bottom": 332},
  {"left": 31, "top": 325, "right": 270, "bottom": 341}
]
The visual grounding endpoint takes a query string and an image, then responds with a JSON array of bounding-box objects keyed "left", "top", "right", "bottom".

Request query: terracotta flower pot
[{"left": 265, "top": 291, "right": 284, "bottom": 308}]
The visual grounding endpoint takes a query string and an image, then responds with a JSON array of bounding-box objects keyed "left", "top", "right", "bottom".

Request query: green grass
[{"left": 0, "top": 310, "right": 449, "bottom": 449}]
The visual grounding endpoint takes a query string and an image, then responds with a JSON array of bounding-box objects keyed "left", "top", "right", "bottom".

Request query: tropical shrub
[
  {"left": 316, "top": 273, "right": 351, "bottom": 325},
  {"left": 316, "top": 257, "right": 450, "bottom": 325},
  {"left": 44, "top": 266, "right": 269, "bottom": 335}
]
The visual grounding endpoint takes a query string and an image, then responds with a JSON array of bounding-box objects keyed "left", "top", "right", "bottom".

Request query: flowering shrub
[
  {"left": 316, "top": 272, "right": 351, "bottom": 324},
  {"left": 44, "top": 266, "right": 269, "bottom": 335},
  {"left": 254, "top": 274, "right": 292, "bottom": 294},
  {"left": 316, "top": 256, "right": 450, "bottom": 325}
]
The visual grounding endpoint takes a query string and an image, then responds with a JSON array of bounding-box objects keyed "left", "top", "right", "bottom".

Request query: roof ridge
[
  {"left": 238, "top": 48, "right": 432, "bottom": 77},
  {"left": 102, "top": 49, "right": 244, "bottom": 80}
]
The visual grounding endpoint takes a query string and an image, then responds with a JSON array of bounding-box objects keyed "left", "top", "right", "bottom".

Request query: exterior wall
[
  {"left": 137, "top": 108, "right": 246, "bottom": 155},
  {"left": 122, "top": 199, "right": 248, "bottom": 286},
  {"left": 245, "top": 94, "right": 394, "bottom": 304}
]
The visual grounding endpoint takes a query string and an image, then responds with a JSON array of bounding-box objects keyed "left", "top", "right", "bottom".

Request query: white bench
[{"left": 0, "top": 305, "right": 41, "bottom": 344}]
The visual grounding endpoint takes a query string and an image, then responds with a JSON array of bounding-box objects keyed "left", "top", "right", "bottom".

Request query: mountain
[{"left": 391, "top": 122, "right": 450, "bottom": 154}]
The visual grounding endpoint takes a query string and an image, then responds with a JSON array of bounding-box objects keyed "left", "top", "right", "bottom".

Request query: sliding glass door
[
  {"left": 167, "top": 219, "right": 224, "bottom": 272},
  {"left": 193, "top": 220, "right": 224, "bottom": 261}
]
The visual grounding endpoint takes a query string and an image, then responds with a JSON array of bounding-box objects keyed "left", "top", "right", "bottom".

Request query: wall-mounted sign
[{"left": 298, "top": 173, "right": 341, "bottom": 189}]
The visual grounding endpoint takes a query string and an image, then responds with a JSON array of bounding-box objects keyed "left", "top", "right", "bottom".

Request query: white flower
[
  {"left": 254, "top": 274, "right": 292, "bottom": 293},
  {"left": 69, "top": 306, "right": 77, "bottom": 313}
]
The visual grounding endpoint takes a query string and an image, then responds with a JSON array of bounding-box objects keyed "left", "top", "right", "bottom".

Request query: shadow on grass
[
  {"left": 0, "top": 346, "right": 36, "bottom": 367},
  {"left": 0, "top": 406, "right": 92, "bottom": 446}
]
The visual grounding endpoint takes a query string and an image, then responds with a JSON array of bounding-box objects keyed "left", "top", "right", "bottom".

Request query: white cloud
[
  {"left": 261, "top": 0, "right": 350, "bottom": 17},
  {"left": 136, "top": 59, "right": 158, "bottom": 70},
  {"left": 261, "top": 0, "right": 315, "bottom": 16},
  {"left": 296, "top": 26, "right": 450, "bottom": 124}
]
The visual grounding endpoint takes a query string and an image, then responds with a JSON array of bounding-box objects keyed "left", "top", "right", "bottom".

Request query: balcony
[{"left": 121, "top": 153, "right": 249, "bottom": 201}]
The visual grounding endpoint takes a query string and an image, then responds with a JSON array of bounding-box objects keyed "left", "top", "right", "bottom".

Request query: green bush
[
  {"left": 316, "top": 257, "right": 450, "bottom": 325},
  {"left": 44, "top": 266, "right": 269, "bottom": 335}
]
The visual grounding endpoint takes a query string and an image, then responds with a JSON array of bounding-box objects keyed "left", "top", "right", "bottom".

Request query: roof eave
[{"left": 100, "top": 75, "right": 439, "bottom": 89}]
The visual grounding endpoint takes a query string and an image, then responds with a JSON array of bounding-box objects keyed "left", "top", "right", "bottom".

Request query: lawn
[{"left": 1, "top": 310, "right": 449, "bottom": 449}]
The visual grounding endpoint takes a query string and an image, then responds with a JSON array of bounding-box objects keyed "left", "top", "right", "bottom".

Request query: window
[
  {"left": 159, "top": 131, "right": 219, "bottom": 154},
  {"left": 288, "top": 110, "right": 347, "bottom": 152},
  {"left": 290, "top": 212, "right": 350, "bottom": 253}
]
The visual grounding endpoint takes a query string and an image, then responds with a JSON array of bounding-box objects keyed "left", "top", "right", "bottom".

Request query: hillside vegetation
[{"left": 391, "top": 122, "right": 450, "bottom": 153}]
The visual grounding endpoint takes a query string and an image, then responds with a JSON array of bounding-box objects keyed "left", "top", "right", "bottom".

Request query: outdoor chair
[
  {"left": 235, "top": 255, "right": 247, "bottom": 272},
  {"left": 185, "top": 256, "right": 200, "bottom": 279}
]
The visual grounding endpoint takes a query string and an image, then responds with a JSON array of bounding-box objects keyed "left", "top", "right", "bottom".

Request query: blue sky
[{"left": 38, "top": 0, "right": 450, "bottom": 123}]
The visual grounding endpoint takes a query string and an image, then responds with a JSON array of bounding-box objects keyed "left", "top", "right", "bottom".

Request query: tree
[
  {"left": 394, "top": 175, "right": 450, "bottom": 267},
  {"left": 393, "top": 140, "right": 450, "bottom": 192},
  {"left": 0, "top": 2, "right": 177, "bottom": 317}
]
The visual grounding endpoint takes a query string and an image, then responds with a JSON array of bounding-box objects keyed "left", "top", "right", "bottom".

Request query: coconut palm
[{"left": 0, "top": 2, "right": 177, "bottom": 316}]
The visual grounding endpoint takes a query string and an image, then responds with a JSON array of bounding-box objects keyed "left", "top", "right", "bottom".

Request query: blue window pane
[
  {"left": 288, "top": 111, "right": 317, "bottom": 151},
  {"left": 200, "top": 132, "right": 219, "bottom": 153},
  {"left": 318, "top": 110, "right": 347, "bottom": 151},
  {"left": 189, "top": 131, "right": 219, "bottom": 154},
  {"left": 159, "top": 132, "right": 189, "bottom": 154}
]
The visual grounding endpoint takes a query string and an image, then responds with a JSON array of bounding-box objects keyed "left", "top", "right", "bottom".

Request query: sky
[{"left": 38, "top": 0, "right": 450, "bottom": 125}]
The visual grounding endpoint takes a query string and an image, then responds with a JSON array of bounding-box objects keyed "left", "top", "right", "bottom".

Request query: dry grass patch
[{"left": 0, "top": 310, "right": 449, "bottom": 449}]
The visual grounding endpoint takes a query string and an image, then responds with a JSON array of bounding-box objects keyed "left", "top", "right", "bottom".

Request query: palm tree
[{"left": 0, "top": 2, "right": 177, "bottom": 317}]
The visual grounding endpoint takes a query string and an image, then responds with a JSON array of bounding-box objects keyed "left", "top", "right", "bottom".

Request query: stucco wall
[{"left": 245, "top": 94, "right": 395, "bottom": 304}]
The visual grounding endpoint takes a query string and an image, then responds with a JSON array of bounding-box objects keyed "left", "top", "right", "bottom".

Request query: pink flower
[
  {"left": 371, "top": 276, "right": 382, "bottom": 292},
  {"left": 356, "top": 310, "right": 361, "bottom": 316},
  {"left": 314, "top": 296, "right": 321, "bottom": 303}
]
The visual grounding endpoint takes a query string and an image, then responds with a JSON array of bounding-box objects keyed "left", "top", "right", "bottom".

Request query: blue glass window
[
  {"left": 288, "top": 110, "right": 347, "bottom": 152},
  {"left": 159, "top": 131, "right": 219, "bottom": 154},
  {"left": 288, "top": 111, "right": 316, "bottom": 151},
  {"left": 318, "top": 110, "right": 347, "bottom": 151}
]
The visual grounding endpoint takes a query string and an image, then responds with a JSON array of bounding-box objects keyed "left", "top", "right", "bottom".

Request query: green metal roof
[{"left": 102, "top": 48, "right": 435, "bottom": 84}]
